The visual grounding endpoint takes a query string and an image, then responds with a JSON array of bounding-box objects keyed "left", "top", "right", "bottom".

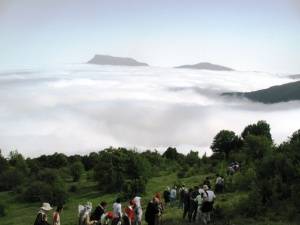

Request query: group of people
[
  {"left": 77, "top": 196, "right": 143, "bottom": 225},
  {"left": 228, "top": 161, "right": 240, "bottom": 175},
  {"left": 33, "top": 195, "right": 143, "bottom": 225},
  {"left": 162, "top": 175, "right": 224, "bottom": 224},
  {"left": 34, "top": 203, "right": 63, "bottom": 225},
  {"left": 33, "top": 175, "right": 225, "bottom": 225}
]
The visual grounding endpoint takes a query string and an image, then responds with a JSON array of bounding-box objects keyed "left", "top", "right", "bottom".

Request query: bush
[
  {"left": 0, "top": 203, "right": 5, "bottom": 217},
  {"left": 23, "top": 180, "right": 68, "bottom": 205},
  {"left": 70, "top": 161, "right": 84, "bottom": 182},
  {"left": 69, "top": 185, "right": 78, "bottom": 193},
  {"left": 232, "top": 167, "right": 256, "bottom": 191}
]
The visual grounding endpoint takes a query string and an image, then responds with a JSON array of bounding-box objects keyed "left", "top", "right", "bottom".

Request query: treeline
[
  {"left": 0, "top": 146, "right": 202, "bottom": 208},
  {"left": 1, "top": 120, "right": 300, "bottom": 222},
  {"left": 208, "top": 120, "right": 300, "bottom": 221}
]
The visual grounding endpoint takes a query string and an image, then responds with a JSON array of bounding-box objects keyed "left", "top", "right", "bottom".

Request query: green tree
[
  {"left": 241, "top": 120, "right": 272, "bottom": 141},
  {"left": 211, "top": 130, "right": 239, "bottom": 159},
  {"left": 70, "top": 161, "right": 84, "bottom": 182}
]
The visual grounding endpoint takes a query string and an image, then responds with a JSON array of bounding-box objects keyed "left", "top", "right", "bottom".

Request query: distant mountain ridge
[
  {"left": 176, "top": 62, "right": 234, "bottom": 71},
  {"left": 87, "top": 55, "right": 148, "bottom": 66},
  {"left": 289, "top": 74, "right": 300, "bottom": 80},
  {"left": 222, "top": 80, "right": 300, "bottom": 104}
]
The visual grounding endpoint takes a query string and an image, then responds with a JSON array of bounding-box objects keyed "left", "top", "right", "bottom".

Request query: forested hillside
[
  {"left": 223, "top": 80, "right": 300, "bottom": 103},
  {"left": 0, "top": 120, "right": 300, "bottom": 225}
]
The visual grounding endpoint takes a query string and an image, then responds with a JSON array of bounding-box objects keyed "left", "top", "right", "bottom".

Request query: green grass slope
[{"left": 0, "top": 171, "right": 297, "bottom": 225}]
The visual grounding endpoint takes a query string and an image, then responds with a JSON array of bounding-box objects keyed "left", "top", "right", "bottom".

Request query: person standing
[
  {"left": 201, "top": 185, "right": 216, "bottom": 224},
  {"left": 189, "top": 186, "right": 199, "bottom": 222},
  {"left": 91, "top": 201, "right": 107, "bottom": 222},
  {"left": 34, "top": 202, "right": 53, "bottom": 225},
  {"left": 215, "top": 174, "right": 224, "bottom": 193},
  {"left": 170, "top": 187, "right": 177, "bottom": 207},
  {"left": 145, "top": 197, "right": 159, "bottom": 225},
  {"left": 163, "top": 187, "right": 170, "bottom": 206},
  {"left": 112, "top": 198, "right": 122, "bottom": 225},
  {"left": 182, "top": 188, "right": 192, "bottom": 220},
  {"left": 53, "top": 205, "right": 63, "bottom": 225},
  {"left": 133, "top": 195, "right": 142, "bottom": 225}
]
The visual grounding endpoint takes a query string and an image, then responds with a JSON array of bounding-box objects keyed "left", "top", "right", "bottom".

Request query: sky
[{"left": 0, "top": 0, "right": 300, "bottom": 73}]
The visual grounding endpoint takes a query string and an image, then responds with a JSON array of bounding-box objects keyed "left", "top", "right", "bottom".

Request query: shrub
[
  {"left": 69, "top": 185, "right": 78, "bottom": 193},
  {"left": 0, "top": 203, "right": 5, "bottom": 217},
  {"left": 70, "top": 161, "right": 84, "bottom": 182},
  {"left": 233, "top": 167, "right": 256, "bottom": 191}
]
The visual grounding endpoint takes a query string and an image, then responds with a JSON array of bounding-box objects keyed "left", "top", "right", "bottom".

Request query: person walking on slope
[
  {"left": 189, "top": 186, "right": 199, "bottom": 222},
  {"left": 163, "top": 187, "right": 170, "bottom": 206},
  {"left": 112, "top": 198, "right": 122, "bottom": 225},
  {"left": 133, "top": 195, "right": 142, "bottom": 225},
  {"left": 170, "top": 186, "right": 177, "bottom": 207},
  {"left": 182, "top": 188, "right": 192, "bottom": 220},
  {"left": 91, "top": 201, "right": 107, "bottom": 222},
  {"left": 145, "top": 197, "right": 160, "bottom": 225},
  {"left": 34, "top": 202, "right": 53, "bottom": 225},
  {"left": 201, "top": 185, "right": 216, "bottom": 224},
  {"left": 52, "top": 205, "right": 63, "bottom": 225}
]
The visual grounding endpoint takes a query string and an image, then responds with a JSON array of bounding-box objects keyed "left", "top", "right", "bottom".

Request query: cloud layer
[{"left": 0, "top": 64, "right": 299, "bottom": 157}]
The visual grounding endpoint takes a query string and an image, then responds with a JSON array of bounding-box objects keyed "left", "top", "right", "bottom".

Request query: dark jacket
[
  {"left": 91, "top": 205, "right": 105, "bottom": 221},
  {"left": 145, "top": 201, "right": 159, "bottom": 225}
]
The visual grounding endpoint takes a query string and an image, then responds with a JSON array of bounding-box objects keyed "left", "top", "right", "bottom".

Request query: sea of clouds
[{"left": 0, "top": 64, "right": 299, "bottom": 157}]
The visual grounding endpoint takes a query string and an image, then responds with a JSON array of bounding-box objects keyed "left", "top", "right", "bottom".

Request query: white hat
[{"left": 40, "top": 202, "right": 53, "bottom": 211}]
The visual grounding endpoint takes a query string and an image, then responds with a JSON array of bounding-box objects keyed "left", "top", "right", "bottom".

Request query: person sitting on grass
[
  {"left": 52, "top": 205, "right": 63, "bottom": 225},
  {"left": 34, "top": 202, "right": 53, "bottom": 225}
]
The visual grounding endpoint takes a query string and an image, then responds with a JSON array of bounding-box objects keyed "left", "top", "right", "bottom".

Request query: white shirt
[
  {"left": 206, "top": 190, "right": 216, "bottom": 202},
  {"left": 113, "top": 203, "right": 122, "bottom": 218},
  {"left": 170, "top": 189, "right": 176, "bottom": 198},
  {"left": 133, "top": 196, "right": 141, "bottom": 208},
  {"left": 198, "top": 188, "right": 205, "bottom": 195}
]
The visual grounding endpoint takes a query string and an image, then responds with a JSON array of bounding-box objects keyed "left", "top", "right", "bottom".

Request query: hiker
[
  {"left": 215, "top": 174, "right": 224, "bottom": 193},
  {"left": 112, "top": 198, "right": 122, "bottom": 225},
  {"left": 155, "top": 192, "right": 164, "bottom": 225},
  {"left": 91, "top": 201, "right": 107, "bottom": 222},
  {"left": 100, "top": 211, "right": 113, "bottom": 225},
  {"left": 195, "top": 192, "right": 204, "bottom": 223},
  {"left": 145, "top": 197, "right": 160, "bottom": 225},
  {"left": 170, "top": 186, "right": 177, "bottom": 207},
  {"left": 178, "top": 185, "right": 185, "bottom": 209},
  {"left": 124, "top": 200, "right": 135, "bottom": 225},
  {"left": 182, "top": 188, "right": 191, "bottom": 220},
  {"left": 163, "top": 187, "right": 170, "bottom": 206},
  {"left": 34, "top": 202, "right": 53, "bottom": 225},
  {"left": 133, "top": 195, "right": 142, "bottom": 225},
  {"left": 189, "top": 186, "right": 199, "bottom": 222},
  {"left": 78, "top": 202, "right": 97, "bottom": 225},
  {"left": 53, "top": 205, "right": 63, "bottom": 225},
  {"left": 203, "top": 177, "right": 211, "bottom": 189},
  {"left": 201, "top": 185, "right": 216, "bottom": 224}
]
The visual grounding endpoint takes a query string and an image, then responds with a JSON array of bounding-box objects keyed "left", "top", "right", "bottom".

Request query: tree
[
  {"left": 70, "top": 161, "right": 84, "bottom": 182},
  {"left": 241, "top": 120, "right": 272, "bottom": 141},
  {"left": 211, "top": 130, "right": 239, "bottom": 159}
]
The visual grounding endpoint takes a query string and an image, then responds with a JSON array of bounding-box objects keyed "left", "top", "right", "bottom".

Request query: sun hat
[
  {"left": 203, "top": 185, "right": 209, "bottom": 191},
  {"left": 40, "top": 202, "right": 53, "bottom": 211}
]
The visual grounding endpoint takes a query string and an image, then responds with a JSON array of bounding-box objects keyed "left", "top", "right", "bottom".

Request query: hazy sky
[{"left": 0, "top": 0, "right": 300, "bottom": 73}]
